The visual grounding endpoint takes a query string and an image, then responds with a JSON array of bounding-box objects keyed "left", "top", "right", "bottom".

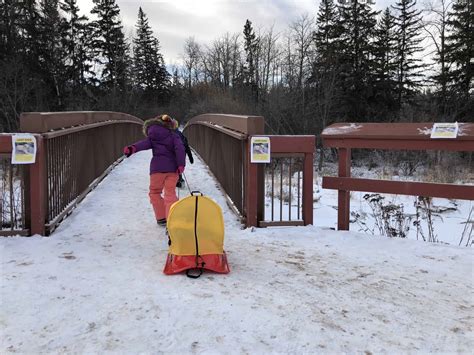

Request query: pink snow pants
[{"left": 149, "top": 172, "right": 179, "bottom": 220}]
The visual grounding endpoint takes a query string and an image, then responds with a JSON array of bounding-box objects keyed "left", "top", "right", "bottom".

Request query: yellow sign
[
  {"left": 250, "top": 136, "right": 271, "bottom": 163},
  {"left": 11, "top": 134, "right": 37, "bottom": 164}
]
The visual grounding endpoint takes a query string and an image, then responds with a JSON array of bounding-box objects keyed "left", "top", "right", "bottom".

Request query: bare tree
[
  {"left": 182, "top": 37, "right": 202, "bottom": 89},
  {"left": 290, "top": 14, "right": 315, "bottom": 90},
  {"left": 421, "top": 0, "right": 453, "bottom": 116},
  {"left": 257, "top": 26, "right": 281, "bottom": 94},
  {"left": 288, "top": 14, "right": 315, "bottom": 132}
]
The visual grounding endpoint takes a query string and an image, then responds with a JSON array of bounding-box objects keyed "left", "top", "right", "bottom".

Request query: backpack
[{"left": 163, "top": 191, "right": 230, "bottom": 278}]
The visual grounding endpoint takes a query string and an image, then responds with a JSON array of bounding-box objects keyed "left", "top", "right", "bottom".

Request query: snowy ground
[
  {"left": 1, "top": 151, "right": 473, "bottom": 353},
  {"left": 263, "top": 161, "right": 473, "bottom": 246}
]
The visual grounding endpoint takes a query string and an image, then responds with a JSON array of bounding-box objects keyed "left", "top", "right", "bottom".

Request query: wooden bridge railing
[
  {"left": 184, "top": 114, "right": 315, "bottom": 227},
  {"left": 247, "top": 135, "right": 315, "bottom": 227},
  {"left": 321, "top": 122, "right": 474, "bottom": 231},
  {"left": 1, "top": 111, "right": 143, "bottom": 236},
  {"left": 184, "top": 114, "right": 265, "bottom": 223}
]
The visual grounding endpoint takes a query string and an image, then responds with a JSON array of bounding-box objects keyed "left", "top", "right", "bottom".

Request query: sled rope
[
  {"left": 186, "top": 195, "right": 205, "bottom": 279},
  {"left": 182, "top": 172, "right": 192, "bottom": 195}
]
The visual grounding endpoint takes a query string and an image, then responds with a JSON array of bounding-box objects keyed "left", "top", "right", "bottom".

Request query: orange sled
[{"left": 164, "top": 192, "right": 230, "bottom": 278}]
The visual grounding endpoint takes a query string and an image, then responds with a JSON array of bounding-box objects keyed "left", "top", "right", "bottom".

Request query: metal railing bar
[
  {"left": 280, "top": 160, "right": 283, "bottom": 222},
  {"left": 271, "top": 163, "right": 274, "bottom": 222},
  {"left": 41, "top": 120, "right": 143, "bottom": 139},
  {"left": 289, "top": 158, "right": 292, "bottom": 221},
  {"left": 9, "top": 163, "right": 14, "bottom": 231},
  {"left": 297, "top": 168, "right": 301, "bottom": 220}
]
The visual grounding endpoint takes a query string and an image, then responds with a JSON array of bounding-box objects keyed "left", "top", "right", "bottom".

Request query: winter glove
[
  {"left": 123, "top": 145, "right": 136, "bottom": 157},
  {"left": 177, "top": 166, "right": 185, "bottom": 174}
]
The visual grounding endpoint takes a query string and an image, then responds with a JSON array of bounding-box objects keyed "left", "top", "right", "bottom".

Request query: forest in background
[{"left": 0, "top": 0, "right": 472, "bottom": 138}]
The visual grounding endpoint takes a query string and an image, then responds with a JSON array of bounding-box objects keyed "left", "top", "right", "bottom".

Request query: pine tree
[
  {"left": 90, "top": 0, "right": 130, "bottom": 92},
  {"left": 60, "top": 0, "right": 94, "bottom": 105},
  {"left": 0, "top": 0, "right": 29, "bottom": 131},
  {"left": 38, "top": 0, "right": 68, "bottom": 108},
  {"left": 311, "top": 0, "right": 344, "bottom": 130},
  {"left": 132, "top": 7, "right": 169, "bottom": 100},
  {"left": 372, "top": 7, "right": 398, "bottom": 114},
  {"left": 313, "top": 0, "right": 343, "bottom": 61},
  {"left": 0, "top": 0, "right": 22, "bottom": 60},
  {"left": 12, "top": 0, "right": 65, "bottom": 110},
  {"left": 18, "top": 0, "right": 42, "bottom": 69},
  {"left": 339, "top": 0, "right": 378, "bottom": 120},
  {"left": 446, "top": 0, "right": 473, "bottom": 106},
  {"left": 392, "top": 0, "right": 424, "bottom": 108},
  {"left": 243, "top": 19, "right": 259, "bottom": 101}
]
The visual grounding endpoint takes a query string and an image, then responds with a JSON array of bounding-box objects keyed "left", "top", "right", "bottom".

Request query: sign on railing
[
  {"left": 250, "top": 136, "right": 271, "bottom": 163},
  {"left": 11, "top": 134, "right": 37, "bottom": 164}
]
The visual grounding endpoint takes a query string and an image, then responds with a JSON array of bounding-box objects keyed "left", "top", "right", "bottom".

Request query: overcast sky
[{"left": 77, "top": 0, "right": 399, "bottom": 65}]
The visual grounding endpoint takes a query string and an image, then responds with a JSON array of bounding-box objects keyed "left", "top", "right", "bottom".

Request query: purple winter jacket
[{"left": 132, "top": 125, "right": 186, "bottom": 175}]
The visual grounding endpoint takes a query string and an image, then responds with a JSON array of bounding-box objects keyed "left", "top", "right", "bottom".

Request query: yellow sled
[{"left": 164, "top": 191, "right": 230, "bottom": 278}]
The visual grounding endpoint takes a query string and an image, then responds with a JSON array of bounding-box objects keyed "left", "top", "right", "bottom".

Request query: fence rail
[{"left": 321, "top": 122, "right": 474, "bottom": 230}]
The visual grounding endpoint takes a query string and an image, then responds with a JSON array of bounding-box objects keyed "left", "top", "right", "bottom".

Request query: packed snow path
[{"left": 1, "top": 152, "right": 473, "bottom": 353}]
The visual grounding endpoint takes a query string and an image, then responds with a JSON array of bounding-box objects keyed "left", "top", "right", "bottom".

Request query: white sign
[
  {"left": 11, "top": 134, "right": 37, "bottom": 164},
  {"left": 430, "top": 122, "right": 458, "bottom": 139},
  {"left": 250, "top": 136, "right": 271, "bottom": 163}
]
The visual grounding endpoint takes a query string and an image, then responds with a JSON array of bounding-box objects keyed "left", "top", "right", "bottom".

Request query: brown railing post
[
  {"left": 303, "top": 151, "right": 314, "bottom": 226},
  {"left": 338, "top": 148, "right": 351, "bottom": 230},
  {"left": 29, "top": 135, "right": 47, "bottom": 236}
]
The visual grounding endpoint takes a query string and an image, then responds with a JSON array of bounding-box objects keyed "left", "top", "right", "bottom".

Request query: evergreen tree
[
  {"left": 18, "top": 0, "right": 42, "bottom": 70},
  {"left": 392, "top": 0, "right": 424, "bottom": 108},
  {"left": 372, "top": 8, "right": 398, "bottom": 114},
  {"left": 90, "top": 0, "right": 130, "bottom": 92},
  {"left": 311, "top": 0, "right": 344, "bottom": 130},
  {"left": 446, "top": 0, "right": 473, "bottom": 107},
  {"left": 60, "top": 0, "right": 94, "bottom": 106},
  {"left": 132, "top": 7, "right": 169, "bottom": 100},
  {"left": 313, "top": 0, "right": 343, "bottom": 62},
  {"left": 38, "top": 0, "right": 68, "bottom": 108},
  {"left": 243, "top": 19, "right": 259, "bottom": 101},
  {"left": 339, "top": 0, "right": 378, "bottom": 120},
  {"left": 0, "top": 0, "right": 23, "bottom": 60},
  {"left": 0, "top": 0, "right": 28, "bottom": 131}
]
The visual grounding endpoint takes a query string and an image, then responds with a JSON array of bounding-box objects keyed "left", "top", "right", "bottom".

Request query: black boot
[
  {"left": 176, "top": 174, "right": 185, "bottom": 188},
  {"left": 157, "top": 218, "right": 166, "bottom": 226}
]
